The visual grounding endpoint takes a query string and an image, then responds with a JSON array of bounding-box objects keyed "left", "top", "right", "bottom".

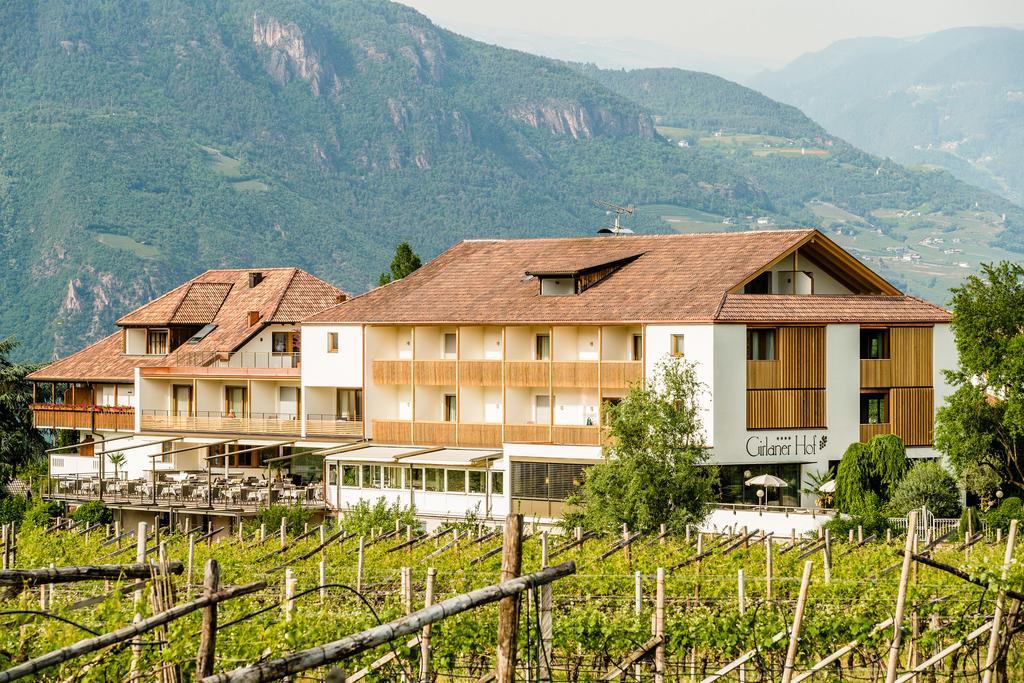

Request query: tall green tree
[
  {"left": 0, "top": 338, "right": 46, "bottom": 485},
  {"left": 935, "top": 262, "right": 1024, "bottom": 493},
  {"left": 568, "top": 358, "right": 717, "bottom": 533},
  {"left": 378, "top": 242, "right": 422, "bottom": 286}
]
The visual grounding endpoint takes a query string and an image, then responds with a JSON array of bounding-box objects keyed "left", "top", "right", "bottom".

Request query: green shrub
[
  {"left": 824, "top": 493, "right": 892, "bottom": 539},
  {"left": 984, "top": 497, "right": 1024, "bottom": 531},
  {"left": 340, "top": 498, "right": 418, "bottom": 537},
  {"left": 887, "top": 461, "right": 962, "bottom": 518},
  {"left": 24, "top": 500, "right": 62, "bottom": 529},
  {"left": 253, "top": 504, "right": 314, "bottom": 535},
  {"left": 71, "top": 500, "right": 113, "bottom": 526},
  {"left": 0, "top": 496, "right": 28, "bottom": 526}
]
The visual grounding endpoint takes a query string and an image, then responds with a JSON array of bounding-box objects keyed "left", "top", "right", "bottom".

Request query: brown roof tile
[
  {"left": 716, "top": 294, "right": 951, "bottom": 324},
  {"left": 32, "top": 268, "right": 345, "bottom": 382},
  {"left": 306, "top": 230, "right": 820, "bottom": 325}
]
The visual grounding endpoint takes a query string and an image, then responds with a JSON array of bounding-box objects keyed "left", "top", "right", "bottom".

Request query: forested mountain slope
[{"left": 0, "top": 1, "right": 1020, "bottom": 359}]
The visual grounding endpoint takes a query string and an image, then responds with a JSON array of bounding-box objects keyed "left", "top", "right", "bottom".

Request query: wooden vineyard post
[
  {"left": 660, "top": 523, "right": 667, "bottom": 547},
  {"left": 982, "top": 518, "right": 1018, "bottom": 683},
  {"left": 496, "top": 513, "right": 523, "bottom": 683},
  {"left": 357, "top": 537, "right": 365, "bottom": 593},
  {"left": 634, "top": 571, "right": 643, "bottom": 681},
  {"left": 237, "top": 518, "right": 243, "bottom": 543},
  {"left": 781, "top": 560, "right": 813, "bottom": 683},
  {"left": 196, "top": 559, "right": 220, "bottom": 678},
  {"left": 823, "top": 529, "right": 832, "bottom": 584},
  {"left": 858, "top": 525, "right": 864, "bottom": 544},
  {"left": 654, "top": 567, "right": 665, "bottom": 683},
  {"left": 403, "top": 567, "right": 413, "bottom": 615},
  {"left": 540, "top": 531, "right": 549, "bottom": 568},
  {"left": 9, "top": 522, "right": 15, "bottom": 567},
  {"left": 766, "top": 538, "right": 774, "bottom": 601},
  {"left": 134, "top": 521, "right": 147, "bottom": 605},
  {"left": 187, "top": 534, "right": 196, "bottom": 596},
  {"left": 284, "top": 569, "right": 296, "bottom": 623},
  {"left": 885, "top": 510, "right": 918, "bottom": 683},
  {"left": 259, "top": 524, "right": 266, "bottom": 544},
  {"left": 538, "top": 578, "right": 553, "bottom": 682},
  {"left": 887, "top": 528, "right": 892, "bottom": 544},
  {"left": 738, "top": 568, "right": 747, "bottom": 683},
  {"left": 115, "top": 520, "right": 122, "bottom": 549},
  {"left": 3, "top": 524, "right": 8, "bottom": 570},
  {"left": 420, "top": 567, "right": 435, "bottom": 683},
  {"left": 623, "top": 523, "right": 631, "bottom": 566},
  {"left": 280, "top": 517, "right": 287, "bottom": 551},
  {"left": 319, "top": 559, "right": 327, "bottom": 604}
]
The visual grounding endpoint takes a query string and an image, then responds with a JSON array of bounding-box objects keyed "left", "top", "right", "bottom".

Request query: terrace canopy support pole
[{"left": 496, "top": 514, "right": 523, "bottom": 683}]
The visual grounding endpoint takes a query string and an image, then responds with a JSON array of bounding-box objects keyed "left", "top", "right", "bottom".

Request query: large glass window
[
  {"left": 225, "top": 386, "right": 247, "bottom": 418},
  {"left": 860, "top": 329, "right": 890, "bottom": 360},
  {"left": 747, "top": 329, "right": 777, "bottom": 361},
  {"left": 511, "top": 462, "right": 589, "bottom": 501},
  {"left": 446, "top": 469, "right": 466, "bottom": 493},
  {"left": 360, "top": 465, "right": 382, "bottom": 489},
  {"left": 424, "top": 468, "right": 444, "bottom": 492},
  {"left": 172, "top": 385, "right": 192, "bottom": 417},
  {"left": 272, "top": 331, "right": 300, "bottom": 354},
  {"left": 337, "top": 389, "right": 363, "bottom": 421},
  {"left": 717, "top": 464, "right": 800, "bottom": 507},
  {"left": 383, "top": 466, "right": 403, "bottom": 489},
  {"left": 341, "top": 465, "right": 359, "bottom": 487},
  {"left": 409, "top": 467, "right": 424, "bottom": 490},
  {"left": 443, "top": 395, "right": 457, "bottom": 423},
  {"left": 860, "top": 392, "right": 888, "bottom": 424},
  {"left": 468, "top": 470, "right": 486, "bottom": 494}
]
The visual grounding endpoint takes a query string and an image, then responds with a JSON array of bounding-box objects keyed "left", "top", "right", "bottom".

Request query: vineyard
[{"left": 0, "top": 512, "right": 1020, "bottom": 682}]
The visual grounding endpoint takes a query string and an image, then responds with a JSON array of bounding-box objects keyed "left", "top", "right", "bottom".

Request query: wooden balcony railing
[
  {"left": 141, "top": 410, "right": 303, "bottom": 436},
  {"left": 373, "top": 359, "right": 412, "bottom": 385},
  {"left": 371, "top": 420, "right": 603, "bottom": 447},
  {"left": 459, "top": 360, "right": 502, "bottom": 386},
  {"left": 552, "top": 361, "right": 599, "bottom": 388},
  {"left": 503, "top": 424, "right": 550, "bottom": 444},
  {"left": 32, "top": 404, "right": 135, "bottom": 432},
  {"left": 456, "top": 422, "right": 503, "bottom": 448},
  {"left": 860, "top": 422, "right": 892, "bottom": 442},
  {"left": 413, "top": 360, "right": 457, "bottom": 386},
  {"left": 600, "top": 361, "right": 643, "bottom": 389},
  {"left": 505, "top": 361, "right": 549, "bottom": 387},
  {"left": 551, "top": 425, "right": 602, "bottom": 446},
  {"left": 861, "top": 359, "right": 892, "bottom": 388},
  {"left": 305, "top": 414, "right": 364, "bottom": 437}
]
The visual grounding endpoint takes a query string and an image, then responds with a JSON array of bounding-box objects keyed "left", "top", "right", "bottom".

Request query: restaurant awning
[
  {"left": 323, "top": 445, "right": 427, "bottom": 463},
  {"left": 398, "top": 448, "right": 502, "bottom": 467}
]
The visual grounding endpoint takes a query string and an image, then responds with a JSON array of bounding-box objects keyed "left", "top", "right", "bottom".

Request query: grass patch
[
  {"left": 94, "top": 233, "right": 159, "bottom": 259},
  {"left": 231, "top": 179, "right": 269, "bottom": 192}
]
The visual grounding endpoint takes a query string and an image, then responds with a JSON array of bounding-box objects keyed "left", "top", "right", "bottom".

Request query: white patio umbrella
[
  {"left": 818, "top": 479, "right": 836, "bottom": 493},
  {"left": 744, "top": 473, "right": 788, "bottom": 507}
]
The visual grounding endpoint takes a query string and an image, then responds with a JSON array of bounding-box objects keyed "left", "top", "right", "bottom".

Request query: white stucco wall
[
  {"left": 301, "top": 325, "right": 363, "bottom": 387},
  {"left": 646, "top": 324, "right": 716, "bottom": 445}
]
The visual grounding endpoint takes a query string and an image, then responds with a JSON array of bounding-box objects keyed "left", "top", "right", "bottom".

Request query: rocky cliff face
[
  {"left": 505, "top": 101, "right": 656, "bottom": 140},
  {"left": 252, "top": 14, "right": 341, "bottom": 99}
]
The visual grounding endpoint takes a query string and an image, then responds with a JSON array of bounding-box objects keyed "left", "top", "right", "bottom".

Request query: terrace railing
[
  {"left": 141, "top": 410, "right": 303, "bottom": 436},
  {"left": 170, "top": 350, "right": 301, "bottom": 369},
  {"left": 32, "top": 403, "right": 135, "bottom": 432}
]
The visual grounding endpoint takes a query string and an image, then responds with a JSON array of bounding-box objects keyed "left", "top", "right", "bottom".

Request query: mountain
[
  {"left": 1, "top": 2, "right": 1021, "bottom": 361},
  {"left": 750, "top": 27, "right": 1024, "bottom": 204}
]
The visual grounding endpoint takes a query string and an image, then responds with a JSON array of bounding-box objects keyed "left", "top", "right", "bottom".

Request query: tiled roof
[
  {"left": 716, "top": 294, "right": 951, "bottom": 324},
  {"left": 27, "top": 332, "right": 167, "bottom": 382},
  {"left": 31, "top": 268, "right": 345, "bottom": 382},
  {"left": 307, "top": 230, "right": 819, "bottom": 325}
]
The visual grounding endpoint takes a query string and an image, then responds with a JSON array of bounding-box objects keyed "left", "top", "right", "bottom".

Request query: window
[
  {"left": 278, "top": 386, "right": 299, "bottom": 419},
  {"left": 224, "top": 386, "right": 247, "bottom": 418},
  {"left": 490, "top": 471, "right": 505, "bottom": 495},
  {"left": 327, "top": 332, "right": 339, "bottom": 353},
  {"left": 160, "top": 441, "right": 173, "bottom": 464},
  {"left": 272, "top": 331, "right": 300, "bottom": 355},
  {"left": 443, "top": 394, "right": 457, "bottom": 422},
  {"left": 670, "top": 334, "right": 685, "bottom": 357},
  {"left": 860, "top": 329, "right": 890, "bottom": 360},
  {"left": 534, "top": 395, "right": 550, "bottom": 424},
  {"left": 337, "top": 389, "right": 363, "bottom": 421},
  {"left": 172, "top": 385, "right": 192, "bottom": 417},
  {"left": 100, "top": 385, "right": 116, "bottom": 407},
  {"left": 631, "top": 334, "right": 643, "bottom": 361},
  {"left": 860, "top": 392, "right": 888, "bottom": 424},
  {"left": 146, "top": 329, "right": 169, "bottom": 355},
  {"left": 327, "top": 463, "right": 339, "bottom": 487},
  {"left": 744, "top": 271, "right": 773, "bottom": 295},
  {"left": 468, "top": 470, "right": 486, "bottom": 494},
  {"left": 446, "top": 469, "right": 466, "bottom": 493},
  {"left": 410, "top": 467, "right": 424, "bottom": 490},
  {"left": 535, "top": 334, "right": 551, "bottom": 361},
  {"left": 424, "top": 467, "right": 444, "bottom": 492},
  {"left": 383, "top": 466, "right": 403, "bottom": 489},
  {"left": 443, "top": 333, "right": 457, "bottom": 358},
  {"left": 747, "top": 329, "right": 777, "bottom": 361},
  {"left": 511, "top": 462, "right": 590, "bottom": 501},
  {"left": 341, "top": 465, "right": 359, "bottom": 487},
  {"left": 360, "top": 465, "right": 381, "bottom": 489}
]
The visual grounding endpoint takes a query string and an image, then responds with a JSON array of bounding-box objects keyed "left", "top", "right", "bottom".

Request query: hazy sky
[{"left": 399, "top": 0, "right": 1024, "bottom": 74}]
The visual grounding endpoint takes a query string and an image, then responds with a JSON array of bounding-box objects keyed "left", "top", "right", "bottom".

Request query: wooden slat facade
[
  {"left": 890, "top": 327, "right": 933, "bottom": 387},
  {"left": 503, "top": 424, "right": 551, "bottom": 444},
  {"left": 372, "top": 419, "right": 414, "bottom": 444},
  {"left": 890, "top": 387, "right": 934, "bottom": 447},
  {"left": 412, "top": 420, "right": 457, "bottom": 445},
  {"left": 746, "top": 389, "right": 826, "bottom": 430},
  {"left": 458, "top": 360, "right": 502, "bottom": 386},
  {"left": 32, "top": 404, "right": 135, "bottom": 432},
  {"left": 551, "top": 425, "right": 602, "bottom": 446},
  {"left": 859, "top": 422, "right": 892, "bottom": 442},
  {"left": 746, "top": 326, "right": 826, "bottom": 429},
  {"left": 456, "top": 422, "right": 503, "bottom": 448}
]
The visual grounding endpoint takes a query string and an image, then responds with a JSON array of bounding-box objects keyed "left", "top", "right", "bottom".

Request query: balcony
[
  {"left": 505, "top": 361, "right": 549, "bottom": 387},
  {"left": 860, "top": 422, "right": 891, "bottom": 442},
  {"left": 305, "top": 414, "right": 364, "bottom": 438},
  {"left": 371, "top": 420, "right": 602, "bottom": 447},
  {"left": 552, "top": 361, "right": 599, "bottom": 388},
  {"left": 173, "top": 350, "right": 300, "bottom": 369},
  {"left": 861, "top": 359, "right": 892, "bottom": 388},
  {"left": 32, "top": 404, "right": 135, "bottom": 432},
  {"left": 413, "top": 360, "right": 457, "bottom": 386},
  {"left": 599, "top": 361, "right": 642, "bottom": 389},
  {"left": 459, "top": 360, "right": 502, "bottom": 386},
  {"left": 141, "top": 410, "right": 302, "bottom": 436},
  {"left": 373, "top": 360, "right": 412, "bottom": 385}
]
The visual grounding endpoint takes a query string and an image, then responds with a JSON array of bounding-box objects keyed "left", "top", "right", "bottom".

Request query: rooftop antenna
[{"left": 595, "top": 200, "right": 635, "bottom": 235}]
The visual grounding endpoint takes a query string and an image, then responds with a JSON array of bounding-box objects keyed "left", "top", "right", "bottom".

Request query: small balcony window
[
  {"left": 327, "top": 332, "right": 339, "bottom": 353},
  {"left": 860, "top": 392, "right": 888, "bottom": 424},
  {"left": 443, "top": 333, "right": 457, "bottom": 359},
  {"left": 747, "top": 329, "right": 777, "bottom": 361},
  {"left": 147, "top": 329, "right": 169, "bottom": 355},
  {"left": 860, "top": 329, "right": 890, "bottom": 360},
  {"left": 535, "top": 334, "right": 551, "bottom": 361},
  {"left": 631, "top": 334, "right": 643, "bottom": 361},
  {"left": 670, "top": 334, "right": 684, "bottom": 357}
]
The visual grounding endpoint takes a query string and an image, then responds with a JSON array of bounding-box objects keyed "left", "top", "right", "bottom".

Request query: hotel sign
[{"left": 746, "top": 433, "right": 828, "bottom": 458}]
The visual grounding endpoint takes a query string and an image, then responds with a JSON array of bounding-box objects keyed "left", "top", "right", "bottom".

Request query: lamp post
[{"left": 756, "top": 489, "right": 764, "bottom": 509}]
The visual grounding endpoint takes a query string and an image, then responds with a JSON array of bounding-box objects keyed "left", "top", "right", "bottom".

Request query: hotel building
[{"left": 29, "top": 229, "right": 955, "bottom": 529}]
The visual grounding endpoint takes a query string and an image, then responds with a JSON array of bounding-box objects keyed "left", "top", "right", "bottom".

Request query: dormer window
[
  {"left": 540, "top": 278, "right": 574, "bottom": 296},
  {"left": 744, "top": 271, "right": 773, "bottom": 294},
  {"left": 526, "top": 252, "right": 644, "bottom": 296},
  {"left": 146, "top": 329, "right": 169, "bottom": 355}
]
